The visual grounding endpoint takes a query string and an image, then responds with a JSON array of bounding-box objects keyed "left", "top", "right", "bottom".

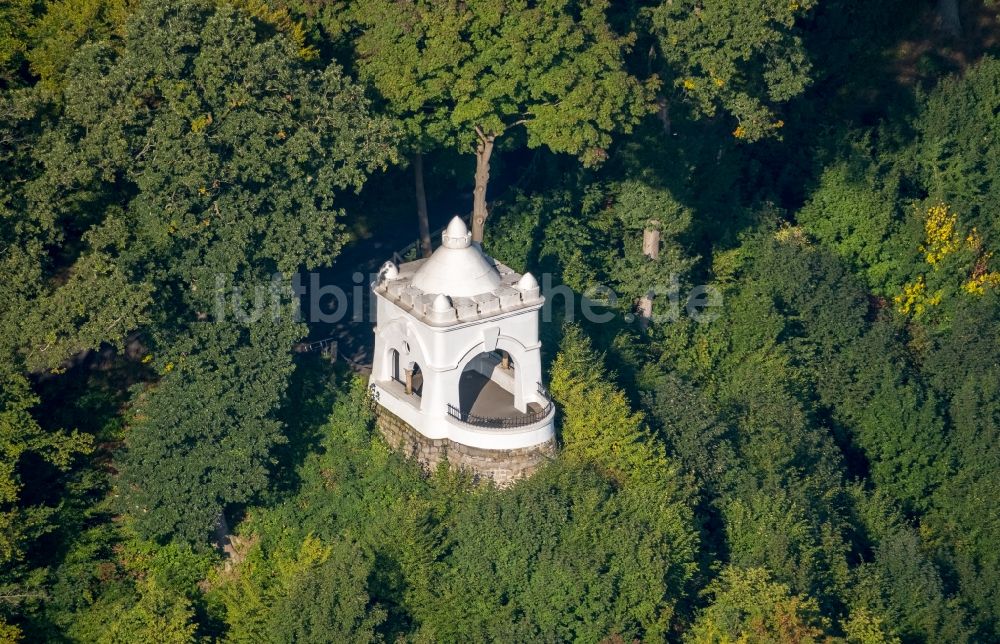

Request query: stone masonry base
[{"left": 375, "top": 407, "right": 556, "bottom": 487}]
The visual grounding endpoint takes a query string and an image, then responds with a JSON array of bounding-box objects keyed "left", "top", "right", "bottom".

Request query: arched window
[
  {"left": 411, "top": 363, "right": 423, "bottom": 398},
  {"left": 389, "top": 348, "right": 401, "bottom": 383}
]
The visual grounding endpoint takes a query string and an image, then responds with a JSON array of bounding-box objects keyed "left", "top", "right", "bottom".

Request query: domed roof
[
  {"left": 410, "top": 217, "right": 501, "bottom": 297},
  {"left": 516, "top": 272, "right": 538, "bottom": 290}
]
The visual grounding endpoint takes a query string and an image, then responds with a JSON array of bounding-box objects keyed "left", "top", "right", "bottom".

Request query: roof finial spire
[{"left": 442, "top": 216, "right": 471, "bottom": 249}]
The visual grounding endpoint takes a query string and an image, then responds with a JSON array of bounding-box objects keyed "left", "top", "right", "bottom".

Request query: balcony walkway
[{"left": 458, "top": 371, "right": 541, "bottom": 420}]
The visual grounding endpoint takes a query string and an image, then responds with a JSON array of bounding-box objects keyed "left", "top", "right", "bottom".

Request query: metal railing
[{"left": 446, "top": 383, "right": 553, "bottom": 429}]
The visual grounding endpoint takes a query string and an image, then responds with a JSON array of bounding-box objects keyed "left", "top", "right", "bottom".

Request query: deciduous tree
[
  {"left": 117, "top": 317, "right": 299, "bottom": 546},
  {"left": 353, "top": 0, "right": 656, "bottom": 241},
  {"left": 685, "top": 566, "right": 830, "bottom": 643},
  {"left": 24, "top": 0, "right": 396, "bottom": 371},
  {"left": 642, "top": 0, "right": 815, "bottom": 141}
]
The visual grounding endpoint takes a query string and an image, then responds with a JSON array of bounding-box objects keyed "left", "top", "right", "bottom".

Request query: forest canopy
[{"left": 2, "top": 0, "right": 1000, "bottom": 642}]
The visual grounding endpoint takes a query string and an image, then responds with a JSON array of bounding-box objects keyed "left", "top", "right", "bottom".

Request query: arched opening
[
  {"left": 389, "top": 348, "right": 401, "bottom": 383},
  {"left": 410, "top": 363, "right": 424, "bottom": 398},
  {"left": 456, "top": 351, "right": 537, "bottom": 421},
  {"left": 385, "top": 348, "right": 422, "bottom": 405}
]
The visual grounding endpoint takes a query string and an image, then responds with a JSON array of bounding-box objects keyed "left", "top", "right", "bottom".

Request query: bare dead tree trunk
[
  {"left": 213, "top": 510, "right": 236, "bottom": 559},
  {"left": 414, "top": 151, "right": 432, "bottom": 258},
  {"left": 642, "top": 226, "right": 660, "bottom": 258},
  {"left": 472, "top": 128, "right": 496, "bottom": 244},
  {"left": 937, "top": 0, "right": 962, "bottom": 38},
  {"left": 637, "top": 225, "right": 660, "bottom": 328},
  {"left": 656, "top": 95, "right": 671, "bottom": 136}
]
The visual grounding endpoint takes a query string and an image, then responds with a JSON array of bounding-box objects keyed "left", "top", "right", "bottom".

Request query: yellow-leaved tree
[{"left": 895, "top": 203, "right": 1000, "bottom": 317}]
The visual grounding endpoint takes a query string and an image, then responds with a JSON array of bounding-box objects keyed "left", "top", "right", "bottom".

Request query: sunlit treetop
[
  {"left": 353, "top": 0, "right": 657, "bottom": 164},
  {"left": 643, "top": 0, "right": 816, "bottom": 141}
]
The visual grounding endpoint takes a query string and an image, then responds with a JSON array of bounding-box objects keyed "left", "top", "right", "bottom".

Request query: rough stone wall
[{"left": 375, "top": 407, "right": 556, "bottom": 487}]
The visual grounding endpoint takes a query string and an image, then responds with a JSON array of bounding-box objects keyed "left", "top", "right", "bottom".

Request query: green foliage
[
  {"left": 0, "top": 90, "right": 48, "bottom": 360},
  {"left": 536, "top": 186, "right": 609, "bottom": 293},
  {"left": 353, "top": 0, "right": 655, "bottom": 161},
  {"left": 658, "top": 233, "right": 903, "bottom": 618},
  {"left": 915, "top": 57, "right": 1000, "bottom": 249},
  {"left": 845, "top": 489, "right": 966, "bottom": 643},
  {"left": 797, "top": 149, "right": 911, "bottom": 294},
  {"left": 551, "top": 323, "right": 680, "bottom": 489},
  {"left": 722, "top": 487, "right": 848, "bottom": 608},
  {"left": 482, "top": 190, "right": 551, "bottom": 273},
  {"left": 101, "top": 578, "right": 197, "bottom": 644},
  {"left": 0, "top": 0, "right": 34, "bottom": 82},
  {"left": 751, "top": 235, "right": 949, "bottom": 510},
  {"left": 39, "top": 521, "right": 211, "bottom": 642},
  {"left": 117, "top": 317, "right": 299, "bottom": 546},
  {"left": 3, "top": 0, "right": 1000, "bottom": 640},
  {"left": 919, "top": 292, "right": 1000, "bottom": 638},
  {"left": 0, "top": 618, "right": 22, "bottom": 642},
  {"left": 413, "top": 461, "right": 695, "bottom": 641},
  {"left": 545, "top": 324, "right": 698, "bottom": 637},
  {"left": 252, "top": 376, "right": 429, "bottom": 547},
  {"left": 488, "top": 179, "right": 695, "bottom": 317},
  {"left": 639, "top": 368, "right": 734, "bottom": 497},
  {"left": 685, "top": 566, "right": 829, "bottom": 643},
  {"left": 217, "top": 375, "right": 430, "bottom": 638},
  {"left": 22, "top": 245, "right": 154, "bottom": 373},
  {"left": 852, "top": 528, "right": 972, "bottom": 642},
  {"left": 214, "top": 535, "right": 385, "bottom": 643},
  {"left": 0, "top": 359, "right": 92, "bottom": 569},
  {"left": 603, "top": 180, "right": 695, "bottom": 304},
  {"left": 281, "top": 0, "right": 351, "bottom": 44},
  {"left": 26, "top": 0, "right": 135, "bottom": 97},
  {"left": 644, "top": 0, "right": 815, "bottom": 141},
  {"left": 21, "top": 0, "right": 396, "bottom": 370}
]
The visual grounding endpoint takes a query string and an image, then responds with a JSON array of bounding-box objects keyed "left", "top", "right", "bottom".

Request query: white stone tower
[{"left": 369, "top": 216, "right": 555, "bottom": 484}]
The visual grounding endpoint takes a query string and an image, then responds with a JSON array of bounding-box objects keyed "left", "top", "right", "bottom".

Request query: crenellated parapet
[{"left": 369, "top": 216, "right": 555, "bottom": 482}]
